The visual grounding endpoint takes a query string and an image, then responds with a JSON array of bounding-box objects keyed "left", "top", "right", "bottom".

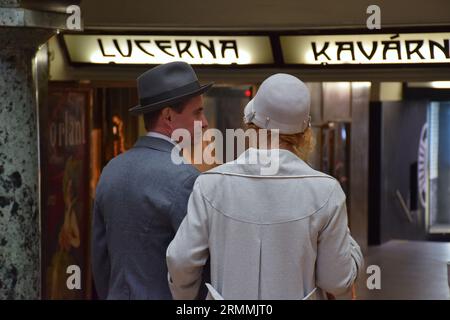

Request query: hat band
[{"left": 139, "top": 81, "right": 201, "bottom": 107}]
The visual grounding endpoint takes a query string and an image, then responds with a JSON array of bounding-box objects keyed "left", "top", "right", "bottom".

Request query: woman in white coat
[{"left": 166, "top": 74, "right": 364, "bottom": 300}]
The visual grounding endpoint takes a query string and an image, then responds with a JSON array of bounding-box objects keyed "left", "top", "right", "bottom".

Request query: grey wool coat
[
  {"left": 167, "top": 148, "right": 364, "bottom": 300},
  {"left": 92, "top": 136, "right": 199, "bottom": 299}
]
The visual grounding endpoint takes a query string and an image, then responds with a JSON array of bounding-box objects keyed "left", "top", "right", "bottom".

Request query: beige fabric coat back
[{"left": 167, "top": 148, "right": 363, "bottom": 300}]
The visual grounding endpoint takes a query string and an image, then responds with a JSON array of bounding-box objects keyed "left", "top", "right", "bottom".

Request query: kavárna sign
[{"left": 281, "top": 33, "right": 450, "bottom": 65}]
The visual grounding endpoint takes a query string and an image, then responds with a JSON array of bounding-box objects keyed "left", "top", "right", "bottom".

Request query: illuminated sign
[
  {"left": 63, "top": 35, "right": 274, "bottom": 65},
  {"left": 281, "top": 33, "right": 450, "bottom": 65}
]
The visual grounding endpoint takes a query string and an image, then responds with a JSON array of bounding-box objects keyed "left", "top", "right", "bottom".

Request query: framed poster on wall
[{"left": 40, "top": 87, "right": 93, "bottom": 299}]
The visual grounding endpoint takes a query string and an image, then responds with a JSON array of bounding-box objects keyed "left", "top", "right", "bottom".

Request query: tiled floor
[{"left": 351, "top": 240, "right": 450, "bottom": 300}]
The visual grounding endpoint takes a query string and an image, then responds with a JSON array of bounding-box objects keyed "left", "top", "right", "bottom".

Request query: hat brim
[
  {"left": 243, "top": 99, "right": 255, "bottom": 124},
  {"left": 129, "top": 82, "right": 213, "bottom": 115}
]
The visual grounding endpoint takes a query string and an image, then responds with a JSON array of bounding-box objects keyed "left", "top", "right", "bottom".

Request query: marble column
[
  {"left": 0, "top": 41, "right": 42, "bottom": 300},
  {"left": 0, "top": 1, "right": 80, "bottom": 299}
]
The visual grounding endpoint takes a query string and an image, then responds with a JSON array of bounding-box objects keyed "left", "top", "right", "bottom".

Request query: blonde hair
[{"left": 246, "top": 123, "right": 315, "bottom": 161}]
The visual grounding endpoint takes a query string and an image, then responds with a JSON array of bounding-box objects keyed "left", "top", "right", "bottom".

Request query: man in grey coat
[{"left": 92, "top": 62, "right": 212, "bottom": 299}]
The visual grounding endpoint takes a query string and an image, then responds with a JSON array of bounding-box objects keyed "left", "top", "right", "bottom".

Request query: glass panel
[{"left": 428, "top": 101, "right": 450, "bottom": 233}]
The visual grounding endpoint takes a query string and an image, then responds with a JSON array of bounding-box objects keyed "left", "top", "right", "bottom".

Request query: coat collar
[
  {"left": 205, "top": 148, "right": 327, "bottom": 178},
  {"left": 133, "top": 136, "right": 175, "bottom": 153}
]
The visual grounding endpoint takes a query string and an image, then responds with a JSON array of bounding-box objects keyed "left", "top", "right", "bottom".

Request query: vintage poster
[{"left": 41, "top": 89, "right": 91, "bottom": 299}]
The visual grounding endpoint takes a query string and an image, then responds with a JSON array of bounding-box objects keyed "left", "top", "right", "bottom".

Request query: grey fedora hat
[{"left": 129, "top": 61, "right": 213, "bottom": 115}]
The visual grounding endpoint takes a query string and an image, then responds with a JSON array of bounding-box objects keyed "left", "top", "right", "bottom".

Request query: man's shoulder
[
  {"left": 100, "top": 146, "right": 199, "bottom": 180},
  {"left": 135, "top": 146, "right": 200, "bottom": 183}
]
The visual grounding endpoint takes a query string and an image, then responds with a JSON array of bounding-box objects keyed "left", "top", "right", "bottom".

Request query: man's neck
[
  {"left": 146, "top": 131, "right": 176, "bottom": 145},
  {"left": 147, "top": 130, "right": 170, "bottom": 138}
]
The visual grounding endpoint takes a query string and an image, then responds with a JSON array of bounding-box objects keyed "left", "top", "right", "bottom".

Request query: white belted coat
[{"left": 167, "top": 148, "right": 363, "bottom": 300}]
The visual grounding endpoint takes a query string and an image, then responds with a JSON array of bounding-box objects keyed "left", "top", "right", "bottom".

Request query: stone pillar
[
  {"left": 0, "top": 40, "right": 41, "bottom": 300},
  {"left": 0, "top": 0, "right": 81, "bottom": 299}
]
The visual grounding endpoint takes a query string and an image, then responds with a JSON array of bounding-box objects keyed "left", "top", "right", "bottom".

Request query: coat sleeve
[
  {"left": 166, "top": 179, "right": 210, "bottom": 300},
  {"left": 315, "top": 181, "right": 364, "bottom": 296},
  {"left": 91, "top": 198, "right": 111, "bottom": 299}
]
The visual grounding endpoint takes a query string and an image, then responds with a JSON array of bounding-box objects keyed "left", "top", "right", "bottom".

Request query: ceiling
[{"left": 80, "top": 0, "right": 450, "bottom": 31}]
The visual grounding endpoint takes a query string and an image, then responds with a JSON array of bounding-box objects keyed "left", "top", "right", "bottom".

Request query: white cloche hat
[{"left": 243, "top": 73, "right": 311, "bottom": 134}]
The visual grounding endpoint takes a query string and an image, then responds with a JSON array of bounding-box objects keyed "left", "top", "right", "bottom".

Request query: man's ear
[{"left": 161, "top": 107, "right": 171, "bottom": 122}]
